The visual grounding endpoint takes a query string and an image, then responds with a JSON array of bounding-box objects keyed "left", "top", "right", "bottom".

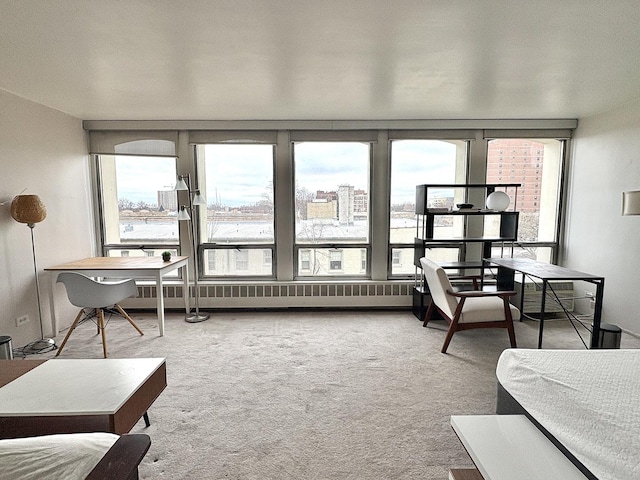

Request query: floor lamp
[
  {"left": 175, "top": 174, "right": 210, "bottom": 323},
  {"left": 10, "top": 194, "right": 56, "bottom": 353}
]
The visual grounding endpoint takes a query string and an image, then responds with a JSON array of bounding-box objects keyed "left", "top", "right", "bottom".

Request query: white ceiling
[{"left": 2, "top": 0, "right": 640, "bottom": 122}]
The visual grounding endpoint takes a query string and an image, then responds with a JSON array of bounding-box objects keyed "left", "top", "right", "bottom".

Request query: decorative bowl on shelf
[{"left": 456, "top": 203, "right": 474, "bottom": 209}]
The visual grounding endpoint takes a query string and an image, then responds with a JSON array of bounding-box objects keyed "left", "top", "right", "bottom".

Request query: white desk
[
  {"left": 0, "top": 358, "right": 167, "bottom": 438},
  {"left": 451, "top": 415, "right": 588, "bottom": 480},
  {"left": 45, "top": 256, "right": 190, "bottom": 337}
]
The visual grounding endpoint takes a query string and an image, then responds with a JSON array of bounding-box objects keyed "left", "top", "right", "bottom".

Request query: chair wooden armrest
[
  {"left": 85, "top": 434, "right": 151, "bottom": 480},
  {"left": 448, "top": 274, "right": 483, "bottom": 290},
  {"left": 449, "top": 275, "right": 482, "bottom": 281},
  {"left": 447, "top": 289, "right": 517, "bottom": 299}
]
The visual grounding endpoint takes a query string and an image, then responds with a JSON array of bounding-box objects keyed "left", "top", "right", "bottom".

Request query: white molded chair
[
  {"left": 55, "top": 272, "right": 143, "bottom": 358},
  {"left": 420, "top": 257, "right": 519, "bottom": 353}
]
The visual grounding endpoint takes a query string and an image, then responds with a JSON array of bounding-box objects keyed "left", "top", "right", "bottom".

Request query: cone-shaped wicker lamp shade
[{"left": 10, "top": 195, "right": 47, "bottom": 225}]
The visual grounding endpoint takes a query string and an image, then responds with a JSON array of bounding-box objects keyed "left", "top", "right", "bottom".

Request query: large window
[
  {"left": 293, "top": 142, "right": 370, "bottom": 277},
  {"left": 98, "top": 155, "right": 179, "bottom": 259},
  {"left": 93, "top": 129, "right": 568, "bottom": 285},
  {"left": 196, "top": 144, "right": 275, "bottom": 277},
  {"left": 486, "top": 138, "right": 564, "bottom": 262},
  {"left": 388, "top": 139, "right": 468, "bottom": 276}
]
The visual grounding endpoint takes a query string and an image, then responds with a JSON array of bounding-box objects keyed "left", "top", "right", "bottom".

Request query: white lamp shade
[
  {"left": 192, "top": 191, "right": 207, "bottom": 206},
  {"left": 175, "top": 176, "right": 189, "bottom": 191},
  {"left": 177, "top": 206, "right": 191, "bottom": 221},
  {"left": 622, "top": 190, "right": 640, "bottom": 215},
  {"left": 486, "top": 191, "right": 511, "bottom": 211}
]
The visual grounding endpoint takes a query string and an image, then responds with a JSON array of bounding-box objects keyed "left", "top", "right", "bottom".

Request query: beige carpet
[{"left": 37, "top": 309, "right": 639, "bottom": 479}]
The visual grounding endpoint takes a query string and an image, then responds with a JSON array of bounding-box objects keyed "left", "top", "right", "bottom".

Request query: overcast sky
[
  {"left": 115, "top": 140, "right": 458, "bottom": 206},
  {"left": 389, "top": 140, "right": 457, "bottom": 203}
]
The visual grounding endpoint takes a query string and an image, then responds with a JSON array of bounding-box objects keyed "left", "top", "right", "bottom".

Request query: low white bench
[{"left": 450, "top": 415, "right": 588, "bottom": 480}]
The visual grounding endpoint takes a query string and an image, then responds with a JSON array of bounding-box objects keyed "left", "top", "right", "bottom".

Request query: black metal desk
[{"left": 484, "top": 258, "right": 605, "bottom": 349}]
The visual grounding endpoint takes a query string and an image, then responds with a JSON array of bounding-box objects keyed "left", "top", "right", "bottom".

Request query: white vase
[{"left": 486, "top": 191, "right": 510, "bottom": 211}]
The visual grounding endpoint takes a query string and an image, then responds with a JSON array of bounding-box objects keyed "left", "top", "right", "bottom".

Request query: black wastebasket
[
  {"left": 0, "top": 335, "right": 13, "bottom": 359},
  {"left": 595, "top": 323, "right": 621, "bottom": 349}
]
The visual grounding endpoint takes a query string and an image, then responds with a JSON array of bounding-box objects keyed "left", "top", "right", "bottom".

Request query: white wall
[
  {"left": 0, "top": 90, "right": 93, "bottom": 348},
  {"left": 3, "top": 86, "right": 637, "bottom": 341},
  {"left": 565, "top": 98, "right": 640, "bottom": 335}
]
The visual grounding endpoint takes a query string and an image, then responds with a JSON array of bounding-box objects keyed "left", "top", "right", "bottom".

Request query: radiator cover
[{"left": 512, "top": 280, "right": 574, "bottom": 313}]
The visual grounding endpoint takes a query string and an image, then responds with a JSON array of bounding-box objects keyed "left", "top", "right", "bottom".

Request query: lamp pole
[
  {"left": 25, "top": 223, "right": 56, "bottom": 352},
  {"left": 176, "top": 174, "right": 209, "bottom": 323},
  {"left": 10, "top": 194, "right": 56, "bottom": 353}
]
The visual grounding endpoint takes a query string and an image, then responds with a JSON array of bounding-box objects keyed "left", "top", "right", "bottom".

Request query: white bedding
[
  {"left": 496, "top": 349, "right": 640, "bottom": 480},
  {"left": 0, "top": 432, "right": 118, "bottom": 480}
]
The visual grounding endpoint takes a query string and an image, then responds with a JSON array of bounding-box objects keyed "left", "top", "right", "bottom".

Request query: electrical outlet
[{"left": 15, "top": 315, "right": 29, "bottom": 327}]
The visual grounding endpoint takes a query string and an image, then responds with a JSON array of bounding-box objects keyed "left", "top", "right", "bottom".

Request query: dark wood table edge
[{"left": 86, "top": 433, "right": 151, "bottom": 480}]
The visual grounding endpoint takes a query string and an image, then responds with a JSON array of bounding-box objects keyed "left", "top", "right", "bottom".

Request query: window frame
[
  {"left": 485, "top": 137, "right": 567, "bottom": 264},
  {"left": 292, "top": 140, "right": 374, "bottom": 280},
  {"left": 194, "top": 142, "right": 277, "bottom": 280},
  {"left": 387, "top": 138, "right": 470, "bottom": 279},
  {"left": 90, "top": 127, "right": 571, "bottom": 284},
  {"left": 95, "top": 153, "right": 182, "bottom": 261}
]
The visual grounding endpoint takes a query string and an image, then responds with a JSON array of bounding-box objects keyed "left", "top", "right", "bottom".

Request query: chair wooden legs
[
  {"left": 423, "top": 300, "right": 459, "bottom": 353},
  {"left": 55, "top": 309, "right": 85, "bottom": 357},
  {"left": 422, "top": 301, "right": 437, "bottom": 327},
  {"left": 98, "top": 308, "right": 108, "bottom": 358},
  {"left": 100, "top": 305, "right": 143, "bottom": 358},
  {"left": 441, "top": 324, "right": 458, "bottom": 354},
  {"left": 429, "top": 297, "right": 518, "bottom": 354},
  {"left": 55, "top": 308, "right": 107, "bottom": 358},
  {"left": 55, "top": 306, "right": 143, "bottom": 358},
  {"left": 441, "top": 299, "right": 465, "bottom": 354},
  {"left": 115, "top": 304, "right": 144, "bottom": 336}
]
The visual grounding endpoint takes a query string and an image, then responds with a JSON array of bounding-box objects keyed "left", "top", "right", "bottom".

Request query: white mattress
[
  {"left": 496, "top": 349, "right": 640, "bottom": 480},
  {"left": 0, "top": 432, "right": 118, "bottom": 480}
]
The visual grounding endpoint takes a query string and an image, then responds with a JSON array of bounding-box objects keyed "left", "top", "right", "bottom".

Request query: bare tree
[
  {"left": 295, "top": 184, "right": 314, "bottom": 220},
  {"left": 261, "top": 181, "right": 274, "bottom": 211},
  {"left": 118, "top": 198, "right": 134, "bottom": 210}
]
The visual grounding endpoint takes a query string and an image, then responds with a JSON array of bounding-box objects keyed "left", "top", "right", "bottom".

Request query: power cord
[
  {"left": 10, "top": 307, "right": 122, "bottom": 358},
  {"left": 12, "top": 340, "right": 57, "bottom": 358}
]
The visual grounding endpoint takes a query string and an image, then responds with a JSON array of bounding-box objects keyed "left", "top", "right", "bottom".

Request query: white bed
[
  {"left": 0, "top": 432, "right": 150, "bottom": 480},
  {"left": 496, "top": 348, "right": 640, "bottom": 480}
]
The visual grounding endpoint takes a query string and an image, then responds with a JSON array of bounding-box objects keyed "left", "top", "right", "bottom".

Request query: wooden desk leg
[{"left": 156, "top": 272, "right": 165, "bottom": 337}]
